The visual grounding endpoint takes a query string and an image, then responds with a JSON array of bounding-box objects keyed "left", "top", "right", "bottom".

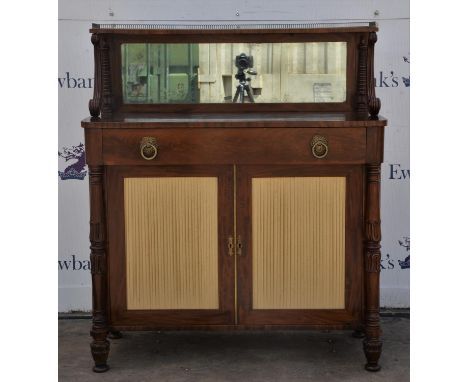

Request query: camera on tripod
[
  {"left": 233, "top": 53, "right": 257, "bottom": 103},
  {"left": 235, "top": 53, "right": 254, "bottom": 71}
]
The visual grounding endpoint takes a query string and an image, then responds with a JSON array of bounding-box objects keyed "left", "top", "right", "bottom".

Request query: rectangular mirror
[{"left": 121, "top": 42, "right": 347, "bottom": 104}]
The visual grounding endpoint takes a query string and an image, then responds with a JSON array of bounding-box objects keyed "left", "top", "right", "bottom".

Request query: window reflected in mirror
[{"left": 121, "top": 42, "right": 347, "bottom": 104}]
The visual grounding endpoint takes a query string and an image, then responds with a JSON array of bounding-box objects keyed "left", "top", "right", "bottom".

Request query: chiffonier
[{"left": 82, "top": 22, "right": 387, "bottom": 372}]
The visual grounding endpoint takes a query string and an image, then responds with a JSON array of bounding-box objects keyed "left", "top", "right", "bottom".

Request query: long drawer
[{"left": 102, "top": 128, "right": 366, "bottom": 165}]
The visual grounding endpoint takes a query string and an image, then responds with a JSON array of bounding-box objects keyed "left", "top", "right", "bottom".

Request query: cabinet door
[
  {"left": 236, "top": 165, "right": 364, "bottom": 326},
  {"left": 107, "top": 165, "right": 234, "bottom": 326}
]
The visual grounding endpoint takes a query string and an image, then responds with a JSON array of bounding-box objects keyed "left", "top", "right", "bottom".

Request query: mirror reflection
[{"left": 121, "top": 42, "right": 347, "bottom": 104}]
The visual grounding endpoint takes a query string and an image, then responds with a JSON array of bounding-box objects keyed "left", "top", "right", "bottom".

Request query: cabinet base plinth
[
  {"left": 108, "top": 330, "right": 122, "bottom": 339},
  {"left": 352, "top": 329, "right": 365, "bottom": 338}
]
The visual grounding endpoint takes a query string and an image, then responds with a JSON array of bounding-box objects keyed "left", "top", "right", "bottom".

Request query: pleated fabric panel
[
  {"left": 252, "top": 177, "right": 345, "bottom": 309},
  {"left": 124, "top": 177, "right": 219, "bottom": 310}
]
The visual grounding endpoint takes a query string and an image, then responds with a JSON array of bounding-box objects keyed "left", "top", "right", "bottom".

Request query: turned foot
[
  {"left": 90, "top": 339, "right": 110, "bottom": 373},
  {"left": 108, "top": 330, "right": 122, "bottom": 339},
  {"left": 363, "top": 339, "right": 382, "bottom": 372}
]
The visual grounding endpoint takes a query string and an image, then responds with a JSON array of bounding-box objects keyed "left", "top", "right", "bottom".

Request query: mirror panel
[{"left": 121, "top": 42, "right": 347, "bottom": 104}]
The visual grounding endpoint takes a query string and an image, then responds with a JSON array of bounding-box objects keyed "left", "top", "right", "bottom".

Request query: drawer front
[{"left": 102, "top": 128, "right": 366, "bottom": 165}]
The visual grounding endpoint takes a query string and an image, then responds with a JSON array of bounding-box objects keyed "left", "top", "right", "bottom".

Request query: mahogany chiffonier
[{"left": 82, "top": 22, "right": 387, "bottom": 372}]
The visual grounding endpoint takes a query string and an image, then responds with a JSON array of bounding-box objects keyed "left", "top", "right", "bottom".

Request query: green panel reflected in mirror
[{"left": 121, "top": 42, "right": 347, "bottom": 104}]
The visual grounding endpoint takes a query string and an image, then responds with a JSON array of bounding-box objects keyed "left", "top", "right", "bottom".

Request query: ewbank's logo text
[
  {"left": 375, "top": 71, "right": 410, "bottom": 88},
  {"left": 376, "top": 56, "right": 410, "bottom": 88},
  {"left": 58, "top": 72, "right": 94, "bottom": 89},
  {"left": 389, "top": 164, "right": 410, "bottom": 180},
  {"left": 58, "top": 255, "right": 90, "bottom": 271}
]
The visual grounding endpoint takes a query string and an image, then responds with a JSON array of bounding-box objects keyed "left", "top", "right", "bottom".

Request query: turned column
[
  {"left": 367, "top": 31, "right": 381, "bottom": 119},
  {"left": 89, "top": 165, "right": 110, "bottom": 372},
  {"left": 88, "top": 33, "right": 101, "bottom": 119},
  {"left": 363, "top": 164, "right": 383, "bottom": 371}
]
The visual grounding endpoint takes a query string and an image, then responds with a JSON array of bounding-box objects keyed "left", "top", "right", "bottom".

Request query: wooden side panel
[
  {"left": 252, "top": 177, "right": 345, "bottom": 309},
  {"left": 124, "top": 177, "right": 219, "bottom": 309}
]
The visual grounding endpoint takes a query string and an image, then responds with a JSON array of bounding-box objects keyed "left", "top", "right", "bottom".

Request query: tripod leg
[
  {"left": 239, "top": 89, "right": 244, "bottom": 103},
  {"left": 245, "top": 85, "right": 255, "bottom": 103},
  {"left": 233, "top": 86, "right": 240, "bottom": 103}
]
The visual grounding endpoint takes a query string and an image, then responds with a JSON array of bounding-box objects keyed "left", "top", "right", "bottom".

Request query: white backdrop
[{"left": 58, "top": 0, "right": 410, "bottom": 312}]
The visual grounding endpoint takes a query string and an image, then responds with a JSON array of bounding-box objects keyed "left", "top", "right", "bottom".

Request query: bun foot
[
  {"left": 363, "top": 339, "right": 382, "bottom": 372},
  {"left": 90, "top": 337, "right": 110, "bottom": 373},
  {"left": 93, "top": 364, "right": 110, "bottom": 373},
  {"left": 365, "top": 363, "right": 381, "bottom": 372},
  {"left": 108, "top": 330, "right": 122, "bottom": 339}
]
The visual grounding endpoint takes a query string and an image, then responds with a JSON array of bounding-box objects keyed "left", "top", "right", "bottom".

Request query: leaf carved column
[
  {"left": 363, "top": 164, "right": 383, "bottom": 371},
  {"left": 88, "top": 165, "right": 110, "bottom": 372}
]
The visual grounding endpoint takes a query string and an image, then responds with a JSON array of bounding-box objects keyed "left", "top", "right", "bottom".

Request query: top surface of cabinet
[
  {"left": 81, "top": 112, "right": 387, "bottom": 128},
  {"left": 86, "top": 22, "right": 383, "bottom": 119}
]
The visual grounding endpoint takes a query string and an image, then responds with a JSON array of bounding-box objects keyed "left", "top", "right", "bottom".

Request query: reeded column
[
  {"left": 99, "top": 36, "right": 113, "bottom": 119},
  {"left": 88, "top": 165, "right": 110, "bottom": 372},
  {"left": 363, "top": 164, "right": 383, "bottom": 371},
  {"left": 356, "top": 35, "right": 369, "bottom": 116}
]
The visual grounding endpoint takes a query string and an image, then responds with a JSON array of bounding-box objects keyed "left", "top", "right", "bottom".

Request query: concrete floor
[{"left": 59, "top": 317, "right": 409, "bottom": 381}]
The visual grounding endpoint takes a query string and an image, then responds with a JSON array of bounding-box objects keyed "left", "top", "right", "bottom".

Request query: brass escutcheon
[
  {"left": 140, "top": 137, "right": 158, "bottom": 160},
  {"left": 236, "top": 235, "right": 243, "bottom": 256},
  {"left": 228, "top": 236, "right": 234, "bottom": 256},
  {"left": 310, "top": 135, "right": 328, "bottom": 159}
]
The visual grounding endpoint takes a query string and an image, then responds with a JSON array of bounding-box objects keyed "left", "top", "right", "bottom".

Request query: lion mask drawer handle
[
  {"left": 310, "top": 135, "right": 328, "bottom": 159},
  {"left": 140, "top": 137, "right": 158, "bottom": 160}
]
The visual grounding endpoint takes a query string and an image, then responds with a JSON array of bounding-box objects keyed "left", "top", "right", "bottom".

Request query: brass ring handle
[
  {"left": 140, "top": 137, "right": 158, "bottom": 160},
  {"left": 310, "top": 135, "right": 328, "bottom": 159}
]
